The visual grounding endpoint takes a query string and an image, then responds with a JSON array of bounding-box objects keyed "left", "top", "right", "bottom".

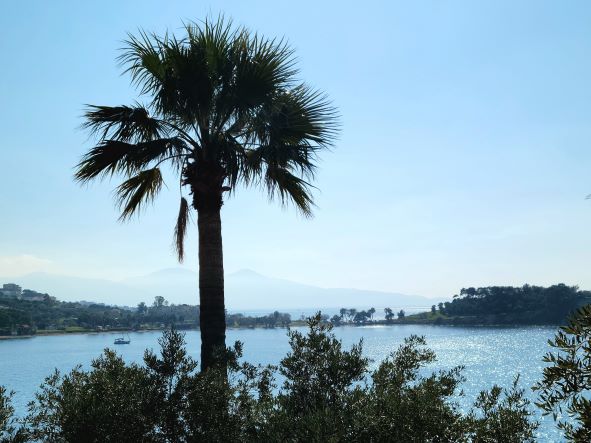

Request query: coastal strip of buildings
[{"left": 0, "top": 283, "right": 47, "bottom": 301}]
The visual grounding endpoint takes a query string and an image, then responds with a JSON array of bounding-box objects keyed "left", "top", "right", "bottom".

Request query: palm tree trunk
[{"left": 197, "top": 206, "right": 226, "bottom": 372}]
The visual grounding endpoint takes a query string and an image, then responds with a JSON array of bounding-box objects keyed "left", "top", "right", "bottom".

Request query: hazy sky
[{"left": 1, "top": 0, "right": 591, "bottom": 298}]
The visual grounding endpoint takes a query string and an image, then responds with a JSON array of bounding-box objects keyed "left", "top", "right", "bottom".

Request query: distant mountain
[
  {"left": 223, "top": 269, "right": 434, "bottom": 310},
  {"left": 1, "top": 269, "right": 437, "bottom": 310}
]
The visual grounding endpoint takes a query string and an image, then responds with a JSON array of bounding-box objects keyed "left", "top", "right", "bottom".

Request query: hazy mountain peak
[
  {"left": 229, "top": 268, "right": 266, "bottom": 278},
  {"left": 142, "top": 267, "right": 197, "bottom": 277},
  {"left": 2, "top": 268, "right": 438, "bottom": 310}
]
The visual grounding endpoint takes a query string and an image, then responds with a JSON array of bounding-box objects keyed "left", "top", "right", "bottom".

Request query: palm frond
[
  {"left": 213, "top": 32, "right": 297, "bottom": 129},
  {"left": 124, "top": 137, "right": 188, "bottom": 171},
  {"left": 82, "top": 105, "right": 166, "bottom": 142},
  {"left": 252, "top": 85, "right": 339, "bottom": 148},
  {"left": 245, "top": 143, "right": 319, "bottom": 181},
  {"left": 287, "top": 84, "right": 340, "bottom": 147},
  {"left": 75, "top": 138, "right": 188, "bottom": 182},
  {"left": 119, "top": 30, "right": 167, "bottom": 96},
  {"left": 265, "top": 166, "right": 315, "bottom": 217},
  {"left": 75, "top": 140, "right": 137, "bottom": 182},
  {"left": 239, "top": 84, "right": 338, "bottom": 186},
  {"left": 173, "top": 197, "right": 190, "bottom": 262},
  {"left": 115, "top": 168, "right": 164, "bottom": 220},
  {"left": 120, "top": 30, "right": 200, "bottom": 127}
]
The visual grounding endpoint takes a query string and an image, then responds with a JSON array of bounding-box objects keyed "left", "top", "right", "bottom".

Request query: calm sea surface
[{"left": 0, "top": 323, "right": 563, "bottom": 441}]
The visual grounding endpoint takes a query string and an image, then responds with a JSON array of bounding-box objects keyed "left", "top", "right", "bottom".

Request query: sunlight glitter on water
[{"left": 0, "top": 324, "right": 562, "bottom": 441}]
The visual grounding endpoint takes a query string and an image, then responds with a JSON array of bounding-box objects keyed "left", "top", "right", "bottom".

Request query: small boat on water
[{"left": 114, "top": 335, "right": 130, "bottom": 345}]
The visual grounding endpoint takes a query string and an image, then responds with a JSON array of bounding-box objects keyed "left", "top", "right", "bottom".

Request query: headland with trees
[
  {"left": 2, "top": 282, "right": 586, "bottom": 337},
  {"left": 332, "top": 284, "right": 591, "bottom": 327},
  {"left": 0, "top": 293, "right": 292, "bottom": 337}
]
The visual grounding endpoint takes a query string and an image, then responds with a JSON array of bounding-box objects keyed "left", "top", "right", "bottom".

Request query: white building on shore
[{"left": 0, "top": 283, "right": 22, "bottom": 298}]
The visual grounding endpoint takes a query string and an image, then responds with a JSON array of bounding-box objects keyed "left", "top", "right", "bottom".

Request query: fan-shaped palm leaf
[{"left": 115, "top": 168, "right": 164, "bottom": 220}]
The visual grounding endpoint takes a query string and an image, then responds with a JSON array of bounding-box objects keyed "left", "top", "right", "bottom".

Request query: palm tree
[{"left": 74, "top": 18, "right": 338, "bottom": 371}]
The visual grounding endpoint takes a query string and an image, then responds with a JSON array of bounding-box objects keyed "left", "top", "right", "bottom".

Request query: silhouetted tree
[
  {"left": 339, "top": 308, "right": 347, "bottom": 322},
  {"left": 384, "top": 308, "right": 394, "bottom": 322},
  {"left": 330, "top": 315, "right": 342, "bottom": 326},
  {"left": 137, "top": 302, "right": 148, "bottom": 314},
  {"left": 442, "top": 284, "right": 585, "bottom": 324},
  {"left": 353, "top": 311, "right": 370, "bottom": 324},
  {"left": 75, "top": 18, "right": 338, "bottom": 371}
]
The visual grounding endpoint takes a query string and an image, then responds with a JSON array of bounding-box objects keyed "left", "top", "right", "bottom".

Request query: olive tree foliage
[
  {"left": 262, "top": 319, "right": 369, "bottom": 441},
  {"left": 534, "top": 304, "right": 591, "bottom": 442},
  {"left": 0, "top": 386, "right": 13, "bottom": 436},
  {"left": 467, "top": 377, "right": 537, "bottom": 443},
  {"left": 359, "top": 336, "right": 466, "bottom": 442},
  {"left": 0, "top": 386, "right": 26, "bottom": 443},
  {"left": 3, "top": 316, "right": 537, "bottom": 442},
  {"left": 20, "top": 330, "right": 265, "bottom": 443},
  {"left": 24, "top": 355, "right": 156, "bottom": 442}
]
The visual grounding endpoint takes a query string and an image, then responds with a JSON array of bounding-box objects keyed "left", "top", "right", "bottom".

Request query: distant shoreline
[
  {"left": 0, "top": 319, "right": 560, "bottom": 341},
  {"left": 4, "top": 288, "right": 575, "bottom": 339},
  {"left": 0, "top": 321, "right": 312, "bottom": 340}
]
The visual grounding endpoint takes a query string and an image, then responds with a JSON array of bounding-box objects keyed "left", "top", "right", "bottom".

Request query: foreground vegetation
[
  {"left": 4, "top": 308, "right": 591, "bottom": 441},
  {"left": 534, "top": 304, "right": 591, "bottom": 442},
  {"left": 0, "top": 315, "right": 537, "bottom": 442}
]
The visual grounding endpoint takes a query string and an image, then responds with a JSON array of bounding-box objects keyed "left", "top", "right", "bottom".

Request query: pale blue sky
[{"left": 1, "top": 0, "right": 591, "bottom": 298}]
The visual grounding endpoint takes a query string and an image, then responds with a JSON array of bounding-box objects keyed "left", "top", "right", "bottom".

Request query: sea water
[{"left": 0, "top": 324, "right": 561, "bottom": 441}]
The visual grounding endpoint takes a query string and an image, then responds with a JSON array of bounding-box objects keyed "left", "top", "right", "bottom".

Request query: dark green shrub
[
  {"left": 24, "top": 354, "right": 158, "bottom": 442},
  {"left": 360, "top": 336, "right": 466, "bottom": 442},
  {"left": 468, "top": 376, "right": 537, "bottom": 442},
  {"left": 1, "top": 386, "right": 27, "bottom": 443},
  {"left": 262, "top": 319, "right": 368, "bottom": 441},
  {"left": 534, "top": 304, "right": 591, "bottom": 442},
  {"left": 9, "top": 316, "right": 538, "bottom": 442}
]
